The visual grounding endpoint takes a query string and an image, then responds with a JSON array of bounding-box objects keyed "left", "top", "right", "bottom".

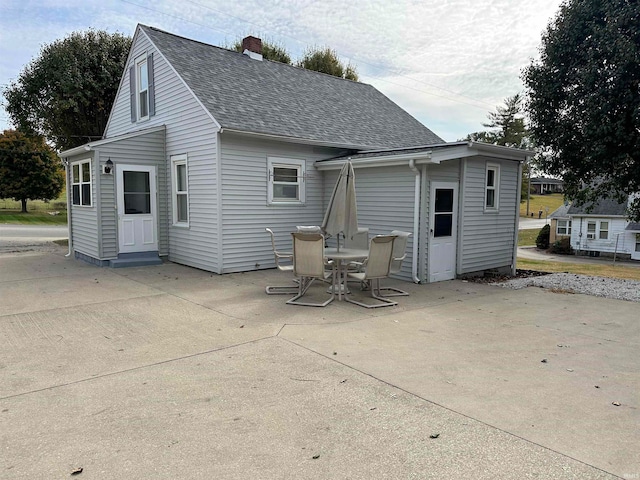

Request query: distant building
[{"left": 530, "top": 177, "right": 564, "bottom": 195}]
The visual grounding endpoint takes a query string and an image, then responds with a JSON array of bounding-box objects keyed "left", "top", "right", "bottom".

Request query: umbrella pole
[{"left": 337, "top": 232, "right": 341, "bottom": 252}]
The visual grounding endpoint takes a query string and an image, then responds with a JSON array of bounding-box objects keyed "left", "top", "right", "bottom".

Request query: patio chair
[
  {"left": 345, "top": 235, "right": 398, "bottom": 308},
  {"left": 296, "top": 225, "right": 322, "bottom": 233},
  {"left": 344, "top": 227, "right": 369, "bottom": 250},
  {"left": 379, "top": 230, "right": 412, "bottom": 297},
  {"left": 287, "top": 232, "right": 336, "bottom": 307},
  {"left": 265, "top": 228, "right": 298, "bottom": 295}
]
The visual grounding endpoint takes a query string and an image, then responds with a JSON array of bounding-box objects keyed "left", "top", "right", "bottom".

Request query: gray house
[{"left": 60, "top": 25, "right": 531, "bottom": 283}]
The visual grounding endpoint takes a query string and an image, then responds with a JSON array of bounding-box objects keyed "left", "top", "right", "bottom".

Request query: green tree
[
  {"left": 297, "top": 47, "right": 359, "bottom": 81},
  {"left": 522, "top": 0, "right": 640, "bottom": 221},
  {"left": 0, "top": 130, "right": 64, "bottom": 213},
  {"left": 231, "top": 38, "right": 292, "bottom": 64},
  {"left": 464, "top": 94, "right": 533, "bottom": 201},
  {"left": 3, "top": 30, "right": 131, "bottom": 152}
]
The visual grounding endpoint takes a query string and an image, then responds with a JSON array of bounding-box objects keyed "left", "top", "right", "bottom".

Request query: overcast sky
[{"left": 0, "top": 0, "right": 563, "bottom": 143}]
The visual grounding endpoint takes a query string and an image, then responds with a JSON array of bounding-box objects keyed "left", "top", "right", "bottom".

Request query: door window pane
[
  {"left": 434, "top": 214, "right": 453, "bottom": 237},
  {"left": 123, "top": 171, "right": 150, "bottom": 214},
  {"left": 435, "top": 189, "right": 453, "bottom": 212}
]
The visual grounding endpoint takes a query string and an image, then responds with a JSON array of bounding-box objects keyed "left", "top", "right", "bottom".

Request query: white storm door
[
  {"left": 116, "top": 164, "right": 158, "bottom": 253},
  {"left": 428, "top": 182, "right": 458, "bottom": 282}
]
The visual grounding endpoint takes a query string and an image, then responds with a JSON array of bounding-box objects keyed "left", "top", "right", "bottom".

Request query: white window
[
  {"left": 485, "top": 163, "right": 499, "bottom": 210},
  {"left": 556, "top": 219, "right": 572, "bottom": 236},
  {"left": 137, "top": 56, "right": 149, "bottom": 120},
  {"left": 635, "top": 234, "right": 640, "bottom": 252},
  {"left": 71, "top": 159, "right": 92, "bottom": 206},
  {"left": 586, "top": 221, "right": 596, "bottom": 239},
  {"left": 599, "top": 221, "right": 609, "bottom": 239},
  {"left": 171, "top": 155, "right": 188, "bottom": 225},
  {"left": 268, "top": 157, "right": 305, "bottom": 204}
]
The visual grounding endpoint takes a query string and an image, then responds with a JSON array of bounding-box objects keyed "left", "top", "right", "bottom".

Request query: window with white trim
[
  {"left": 586, "top": 221, "right": 596, "bottom": 239},
  {"left": 137, "top": 55, "right": 149, "bottom": 120},
  {"left": 171, "top": 155, "right": 188, "bottom": 225},
  {"left": 71, "top": 159, "right": 92, "bottom": 206},
  {"left": 267, "top": 157, "right": 305, "bottom": 204},
  {"left": 485, "top": 163, "right": 499, "bottom": 210},
  {"left": 599, "top": 221, "right": 609, "bottom": 239},
  {"left": 556, "top": 219, "right": 571, "bottom": 236},
  {"left": 635, "top": 234, "right": 640, "bottom": 252}
]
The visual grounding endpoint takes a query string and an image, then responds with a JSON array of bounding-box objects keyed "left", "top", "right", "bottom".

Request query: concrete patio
[{"left": 0, "top": 246, "right": 637, "bottom": 479}]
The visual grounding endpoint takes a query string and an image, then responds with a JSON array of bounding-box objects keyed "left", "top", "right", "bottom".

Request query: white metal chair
[
  {"left": 345, "top": 235, "right": 398, "bottom": 308},
  {"left": 296, "top": 225, "right": 322, "bottom": 233},
  {"left": 265, "top": 228, "right": 298, "bottom": 295},
  {"left": 379, "top": 230, "right": 412, "bottom": 297},
  {"left": 287, "top": 232, "right": 336, "bottom": 307}
]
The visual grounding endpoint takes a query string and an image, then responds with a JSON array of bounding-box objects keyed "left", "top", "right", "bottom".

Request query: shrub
[
  {"left": 536, "top": 224, "right": 550, "bottom": 249},
  {"left": 550, "top": 237, "right": 572, "bottom": 254}
]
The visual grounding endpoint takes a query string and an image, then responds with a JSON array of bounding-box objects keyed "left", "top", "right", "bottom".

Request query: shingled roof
[
  {"left": 567, "top": 195, "right": 628, "bottom": 216},
  {"left": 140, "top": 25, "right": 443, "bottom": 149}
]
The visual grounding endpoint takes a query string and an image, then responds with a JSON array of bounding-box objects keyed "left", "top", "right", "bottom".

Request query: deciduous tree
[
  {"left": 0, "top": 130, "right": 64, "bottom": 212},
  {"left": 3, "top": 30, "right": 131, "bottom": 152},
  {"left": 231, "top": 39, "right": 292, "bottom": 64},
  {"left": 297, "top": 47, "right": 359, "bottom": 81},
  {"left": 522, "top": 0, "right": 640, "bottom": 220}
]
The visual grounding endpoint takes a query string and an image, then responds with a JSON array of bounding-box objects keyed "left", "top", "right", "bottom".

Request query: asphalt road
[{"left": 0, "top": 224, "right": 68, "bottom": 252}]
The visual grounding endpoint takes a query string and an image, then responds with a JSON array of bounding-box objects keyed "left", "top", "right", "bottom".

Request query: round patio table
[{"left": 324, "top": 247, "right": 368, "bottom": 300}]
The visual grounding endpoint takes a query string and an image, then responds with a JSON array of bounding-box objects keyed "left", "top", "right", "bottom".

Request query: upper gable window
[
  {"left": 130, "top": 53, "right": 155, "bottom": 122},
  {"left": 267, "top": 157, "right": 305, "bottom": 205},
  {"left": 137, "top": 56, "right": 149, "bottom": 120},
  {"left": 485, "top": 163, "right": 500, "bottom": 211}
]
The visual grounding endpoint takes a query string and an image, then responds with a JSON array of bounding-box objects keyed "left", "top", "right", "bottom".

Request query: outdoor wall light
[{"left": 103, "top": 158, "right": 114, "bottom": 175}]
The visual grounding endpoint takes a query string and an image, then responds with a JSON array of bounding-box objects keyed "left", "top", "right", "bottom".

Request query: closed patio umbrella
[{"left": 321, "top": 161, "right": 358, "bottom": 251}]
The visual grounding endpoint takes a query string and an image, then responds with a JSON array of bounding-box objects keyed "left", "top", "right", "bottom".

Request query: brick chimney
[{"left": 241, "top": 36, "right": 263, "bottom": 60}]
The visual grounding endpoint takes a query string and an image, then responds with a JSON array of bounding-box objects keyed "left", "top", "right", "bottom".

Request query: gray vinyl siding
[
  {"left": 459, "top": 157, "right": 519, "bottom": 274},
  {"left": 330, "top": 166, "right": 417, "bottom": 281},
  {"left": 104, "top": 29, "right": 221, "bottom": 272},
  {"left": 67, "top": 152, "right": 99, "bottom": 258},
  {"left": 94, "top": 128, "right": 167, "bottom": 259},
  {"left": 570, "top": 217, "right": 630, "bottom": 253},
  {"left": 220, "top": 133, "right": 341, "bottom": 273}
]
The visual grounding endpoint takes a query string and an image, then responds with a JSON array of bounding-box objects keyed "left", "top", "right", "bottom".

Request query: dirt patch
[{"left": 467, "top": 269, "right": 553, "bottom": 284}]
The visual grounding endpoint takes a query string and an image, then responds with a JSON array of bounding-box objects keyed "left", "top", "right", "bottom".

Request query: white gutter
[
  {"left": 409, "top": 159, "right": 421, "bottom": 283},
  {"left": 61, "top": 158, "right": 73, "bottom": 257},
  {"left": 512, "top": 159, "right": 524, "bottom": 275}
]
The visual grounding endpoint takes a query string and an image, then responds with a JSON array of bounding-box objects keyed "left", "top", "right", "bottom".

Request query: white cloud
[{"left": 0, "top": 0, "right": 562, "bottom": 141}]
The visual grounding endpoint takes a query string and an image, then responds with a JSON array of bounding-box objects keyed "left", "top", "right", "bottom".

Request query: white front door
[
  {"left": 116, "top": 164, "right": 158, "bottom": 253},
  {"left": 428, "top": 182, "right": 458, "bottom": 282}
]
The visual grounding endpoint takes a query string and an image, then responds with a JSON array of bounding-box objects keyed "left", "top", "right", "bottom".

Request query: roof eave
[{"left": 220, "top": 128, "right": 377, "bottom": 150}]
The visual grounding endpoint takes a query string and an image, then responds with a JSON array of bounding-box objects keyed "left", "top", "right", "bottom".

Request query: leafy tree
[
  {"left": 522, "top": 0, "right": 640, "bottom": 221},
  {"left": 0, "top": 130, "right": 64, "bottom": 213},
  {"left": 297, "top": 47, "right": 359, "bottom": 81},
  {"left": 231, "top": 38, "right": 292, "bottom": 64},
  {"left": 3, "top": 30, "right": 131, "bottom": 152},
  {"left": 464, "top": 94, "right": 533, "bottom": 201}
]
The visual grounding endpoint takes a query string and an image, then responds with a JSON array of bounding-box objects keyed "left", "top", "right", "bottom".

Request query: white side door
[
  {"left": 428, "top": 182, "right": 458, "bottom": 282},
  {"left": 116, "top": 164, "right": 158, "bottom": 253}
]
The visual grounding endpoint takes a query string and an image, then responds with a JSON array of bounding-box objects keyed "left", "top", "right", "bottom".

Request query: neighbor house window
[
  {"left": 485, "top": 163, "right": 500, "bottom": 210},
  {"left": 599, "top": 221, "right": 609, "bottom": 239},
  {"left": 557, "top": 219, "right": 572, "bottom": 236},
  {"left": 636, "top": 234, "right": 640, "bottom": 252},
  {"left": 587, "top": 221, "right": 596, "bottom": 239},
  {"left": 171, "top": 154, "right": 188, "bottom": 225},
  {"left": 137, "top": 56, "right": 149, "bottom": 120},
  {"left": 267, "top": 157, "right": 305, "bottom": 204},
  {"left": 71, "top": 159, "right": 92, "bottom": 206}
]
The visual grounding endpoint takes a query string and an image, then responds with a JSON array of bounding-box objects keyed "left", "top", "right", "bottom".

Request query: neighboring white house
[
  {"left": 568, "top": 194, "right": 640, "bottom": 261},
  {"left": 59, "top": 25, "right": 532, "bottom": 282}
]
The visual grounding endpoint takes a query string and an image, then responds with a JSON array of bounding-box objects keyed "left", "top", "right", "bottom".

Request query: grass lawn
[
  {"left": 0, "top": 210, "right": 67, "bottom": 225},
  {"left": 0, "top": 193, "right": 67, "bottom": 225},
  {"left": 520, "top": 193, "right": 565, "bottom": 218},
  {"left": 518, "top": 229, "right": 539, "bottom": 246},
  {"left": 517, "top": 257, "right": 640, "bottom": 281}
]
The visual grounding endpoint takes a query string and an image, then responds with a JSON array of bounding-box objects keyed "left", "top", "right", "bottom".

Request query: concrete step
[{"left": 109, "top": 252, "right": 163, "bottom": 268}]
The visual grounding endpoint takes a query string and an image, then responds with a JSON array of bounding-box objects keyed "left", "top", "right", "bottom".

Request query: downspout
[
  {"left": 409, "top": 159, "right": 420, "bottom": 283},
  {"left": 62, "top": 158, "right": 73, "bottom": 257},
  {"left": 512, "top": 159, "right": 524, "bottom": 275}
]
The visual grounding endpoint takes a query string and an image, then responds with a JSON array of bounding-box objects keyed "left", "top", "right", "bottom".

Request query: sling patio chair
[
  {"left": 345, "top": 234, "right": 398, "bottom": 308},
  {"left": 264, "top": 228, "right": 298, "bottom": 295},
  {"left": 286, "top": 232, "right": 336, "bottom": 307},
  {"left": 379, "top": 230, "right": 412, "bottom": 297}
]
